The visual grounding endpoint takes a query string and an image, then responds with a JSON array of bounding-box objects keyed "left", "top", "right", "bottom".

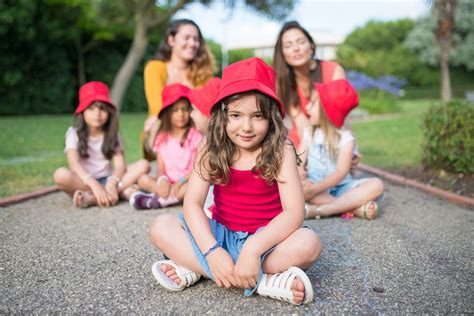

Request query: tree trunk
[
  {"left": 435, "top": 0, "right": 457, "bottom": 104},
  {"left": 439, "top": 39, "right": 452, "bottom": 103},
  {"left": 111, "top": 17, "right": 149, "bottom": 111}
]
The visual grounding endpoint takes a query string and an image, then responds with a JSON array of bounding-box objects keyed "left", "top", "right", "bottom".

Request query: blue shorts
[
  {"left": 177, "top": 213, "right": 275, "bottom": 296},
  {"left": 329, "top": 178, "right": 384, "bottom": 203},
  {"left": 96, "top": 177, "right": 108, "bottom": 185}
]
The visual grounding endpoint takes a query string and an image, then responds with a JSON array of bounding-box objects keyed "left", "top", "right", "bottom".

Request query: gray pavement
[{"left": 1, "top": 181, "right": 473, "bottom": 314}]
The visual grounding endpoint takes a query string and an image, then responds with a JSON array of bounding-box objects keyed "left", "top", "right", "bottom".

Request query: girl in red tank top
[{"left": 148, "top": 57, "right": 322, "bottom": 305}]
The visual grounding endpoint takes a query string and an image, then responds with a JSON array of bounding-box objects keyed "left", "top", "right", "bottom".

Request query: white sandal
[
  {"left": 151, "top": 260, "right": 201, "bottom": 291},
  {"left": 256, "top": 267, "right": 314, "bottom": 305}
]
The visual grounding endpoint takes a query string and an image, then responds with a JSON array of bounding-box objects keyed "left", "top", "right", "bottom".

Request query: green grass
[
  {"left": 0, "top": 99, "right": 438, "bottom": 198},
  {"left": 0, "top": 113, "right": 146, "bottom": 198},
  {"left": 352, "top": 99, "right": 435, "bottom": 168}
]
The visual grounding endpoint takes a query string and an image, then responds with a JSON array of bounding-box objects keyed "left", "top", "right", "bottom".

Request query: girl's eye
[
  {"left": 229, "top": 113, "right": 240, "bottom": 119},
  {"left": 253, "top": 114, "right": 263, "bottom": 119}
]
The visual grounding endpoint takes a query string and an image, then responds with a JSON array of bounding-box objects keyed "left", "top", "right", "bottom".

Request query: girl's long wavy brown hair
[
  {"left": 198, "top": 91, "right": 299, "bottom": 185},
  {"left": 273, "top": 21, "right": 317, "bottom": 112},
  {"left": 153, "top": 19, "right": 215, "bottom": 86},
  {"left": 154, "top": 99, "right": 193, "bottom": 147},
  {"left": 76, "top": 102, "right": 119, "bottom": 160}
]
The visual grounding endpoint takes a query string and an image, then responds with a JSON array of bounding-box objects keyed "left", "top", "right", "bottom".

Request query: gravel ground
[{"left": 1, "top": 181, "right": 473, "bottom": 314}]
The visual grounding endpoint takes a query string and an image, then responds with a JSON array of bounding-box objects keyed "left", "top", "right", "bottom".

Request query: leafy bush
[
  {"left": 358, "top": 90, "right": 401, "bottom": 114},
  {"left": 422, "top": 100, "right": 474, "bottom": 174}
]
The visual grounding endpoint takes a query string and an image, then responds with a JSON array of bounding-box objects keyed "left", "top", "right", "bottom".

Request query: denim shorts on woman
[{"left": 177, "top": 213, "right": 275, "bottom": 296}]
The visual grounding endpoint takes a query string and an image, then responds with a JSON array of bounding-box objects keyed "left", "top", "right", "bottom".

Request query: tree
[
  {"left": 110, "top": 0, "right": 294, "bottom": 110},
  {"left": 433, "top": 0, "right": 458, "bottom": 103}
]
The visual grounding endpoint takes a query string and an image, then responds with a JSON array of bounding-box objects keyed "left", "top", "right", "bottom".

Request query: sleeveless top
[
  {"left": 288, "top": 60, "right": 339, "bottom": 148},
  {"left": 210, "top": 168, "right": 283, "bottom": 234}
]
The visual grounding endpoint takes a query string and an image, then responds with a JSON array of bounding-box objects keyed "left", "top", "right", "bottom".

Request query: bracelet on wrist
[
  {"left": 178, "top": 176, "right": 187, "bottom": 185},
  {"left": 203, "top": 241, "right": 221, "bottom": 257}
]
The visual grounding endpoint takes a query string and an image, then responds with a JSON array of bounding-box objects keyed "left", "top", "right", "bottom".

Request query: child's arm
[
  {"left": 183, "top": 156, "right": 238, "bottom": 288},
  {"left": 105, "top": 151, "right": 126, "bottom": 204},
  {"left": 305, "top": 139, "right": 354, "bottom": 195},
  {"left": 234, "top": 144, "right": 305, "bottom": 288},
  {"left": 66, "top": 149, "right": 112, "bottom": 207}
]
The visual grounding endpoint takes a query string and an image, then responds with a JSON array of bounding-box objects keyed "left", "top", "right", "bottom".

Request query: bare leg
[
  {"left": 149, "top": 214, "right": 206, "bottom": 284},
  {"left": 119, "top": 159, "right": 150, "bottom": 200},
  {"left": 308, "top": 178, "right": 384, "bottom": 218},
  {"left": 53, "top": 167, "right": 98, "bottom": 207},
  {"left": 261, "top": 227, "right": 322, "bottom": 304},
  {"left": 138, "top": 174, "right": 170, "bottom": 197}
]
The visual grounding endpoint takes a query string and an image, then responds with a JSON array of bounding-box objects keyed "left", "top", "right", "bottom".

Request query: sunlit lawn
[
  {"left": 0, "top": 113, "right": 146, "bottom": 198},
  {"left": 0, "top": 99, "right": 437, "bottom": 198}
]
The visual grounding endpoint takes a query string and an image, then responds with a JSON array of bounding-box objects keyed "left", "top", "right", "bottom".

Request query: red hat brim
[
  {"left": 212, "top": 79, "right": 285, "bottom": 117},
  {"left": 75, "top": 95, "right": 116, "bottom": 115}
]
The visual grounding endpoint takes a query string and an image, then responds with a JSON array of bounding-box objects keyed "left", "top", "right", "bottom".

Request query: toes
[
  {"left": 291, "top": 278, "right": 305, "bottom": 304},
  {"left": 160, "top": 263, "right": 181, "bottom": 284}
]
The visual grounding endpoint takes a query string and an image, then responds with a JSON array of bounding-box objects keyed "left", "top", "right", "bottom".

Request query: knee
[
  {"left": 137, "top": 159, "right": 150, "bottom": 173},
  {"left": 149, "top": 214, "right": 179, "bottom": 247},
  {"left": 295, "top": 230, "right": 323, "bottom": 264},
  {"left": 53, "top": 167, "right": 71, "bottom": 185},
  {"left": 371, "top": 178, "right": 384, "bottom": 196}
]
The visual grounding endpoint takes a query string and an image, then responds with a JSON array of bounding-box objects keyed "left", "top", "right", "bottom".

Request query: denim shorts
[
  {"left": 329, "top": 178, "right": 384, "bottom": 203},
  {"left": 97, "top": 177, "right": 108, "bottom": 185},
  {"left": 177, "top": 213, "right": 275, "bottom": 296},
  {"left": 329, "top": 178, "right": 367, "bottom": 197}
]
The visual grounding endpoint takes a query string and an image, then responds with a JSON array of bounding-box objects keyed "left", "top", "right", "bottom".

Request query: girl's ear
[{"left": 167, "top": 34, "right": 175, "bottom": 48}]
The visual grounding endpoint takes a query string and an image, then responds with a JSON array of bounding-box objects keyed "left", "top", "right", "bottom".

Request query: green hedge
[{"left": 422, "top": 100, "right": 474, "bottom": 174}]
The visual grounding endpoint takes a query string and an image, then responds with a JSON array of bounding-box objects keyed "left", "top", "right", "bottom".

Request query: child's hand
[
  {"left": 350, "top": 153, "right": 362, "bottom": 175},
  {"left": 206, "top": 247, "right": 238, "bottom": 288},
  {"left": 90, "top": 183, "right": 111, "bottom": 207},
  {"left": 105, "top": 182, "right": 119, "bottom": 205},
  {"left": 298, "top": 167, "right": 307, "bottom": 181},
  {"left": 234, "top": 246, "right": 260, "bottom": 289}
]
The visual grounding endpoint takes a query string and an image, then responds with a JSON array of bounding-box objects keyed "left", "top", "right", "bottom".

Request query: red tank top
[
  {"left": 210, "top": 168, "right": 283, "bottom": 233},
  {"left": 289, "top": 61, "right": 339, "bottom": 148}
]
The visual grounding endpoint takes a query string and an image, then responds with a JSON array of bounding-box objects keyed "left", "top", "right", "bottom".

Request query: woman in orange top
[
  {"left": 273, "top": 21, "right": 346, "bottom": 148},
  {"left": 143, "top": 19, "right": 215, "bottom": 159}
]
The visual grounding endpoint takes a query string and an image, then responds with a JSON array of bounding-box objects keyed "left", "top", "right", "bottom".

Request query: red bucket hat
[
  {"left": 75, "top": 81, "right": 116, "bottom": 114},
  {"left": 159, "top": 83, "right": 191, "bottom": 118},
  {"left": 314, "top": 79, "right": 359, "bottom": 128},
  {"left": 188, "top": 77, "right": 221, "bottom": 118},
  {"left": 212, "top": 57, "right": 285, "bottom": 117}
]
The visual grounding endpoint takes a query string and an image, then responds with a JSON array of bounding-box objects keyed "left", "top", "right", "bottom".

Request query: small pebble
[{"left": 373, "top": 286, "right": 384, "bottom": 293}]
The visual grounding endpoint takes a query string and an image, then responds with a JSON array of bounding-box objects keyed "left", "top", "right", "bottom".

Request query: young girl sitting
[
  {"left": 299, "top": 79, "right": 384, "bottom": 219},
  {"left": 131, "top": 84, "right": 203, "bottom": 210},
  {"left": 53, "top": 81, "right": 149, "bottom": 208},
  {"left": 148, "top": 58, "right": 321, "bottom": 305}
]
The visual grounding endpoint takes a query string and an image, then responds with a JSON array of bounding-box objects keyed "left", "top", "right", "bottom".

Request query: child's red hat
[
  {"left": 314, "top": 79, "right": 359, "bottom": 128},
  {"left": 188, "top": 77, "right": 221, "bottom": 118},
  {"left": 75, "top": 81, "right": 116, "bottom": 114},
  {"left": 212, "top": 57, "right": 285, "bottom": 117},
  {"left": 159, "top": 83, "right": 191, "bottom": 117}
]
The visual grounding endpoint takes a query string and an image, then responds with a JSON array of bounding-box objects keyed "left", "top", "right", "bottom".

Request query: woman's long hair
[
  {"left": 154, "top": 99, "right": 193, "bottom": 147},
  {"left": 76, "top": 102, "right": 119, "bottom": 160},
  {"left": 273, "top": 21, "right": 316, "bottom": 112},
  {"left": 152, "top": 19, "right": 215, "bottom": 86},
  {"left": 198, "top": 91, "right": 299, "bottom": 185}
]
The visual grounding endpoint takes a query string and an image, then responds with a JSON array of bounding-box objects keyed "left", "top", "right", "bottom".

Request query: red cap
[
  {"left": 212, "top": 57, "right": 285, "bottom": 117},
  {"left": 75, "top": 81, "right": 116, "bottom": 114},
  {"left": 188, "top": 78, "right": 221, "bottom": 118},
  {"left": 160, "top": 83, "right": 191, "bottom": 117},
  {"left": 314, "top": 79, "right": 359, "bottom": 128}
]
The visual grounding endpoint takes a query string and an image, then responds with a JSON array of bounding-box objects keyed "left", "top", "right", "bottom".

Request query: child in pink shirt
[{"left": 131, "top": 84, "right": 202, "bottom": 209}]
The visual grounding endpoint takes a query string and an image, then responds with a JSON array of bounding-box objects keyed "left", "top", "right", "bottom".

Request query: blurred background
[{"left": 1, "top": 0, "right": 473, "bottom": 198}]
